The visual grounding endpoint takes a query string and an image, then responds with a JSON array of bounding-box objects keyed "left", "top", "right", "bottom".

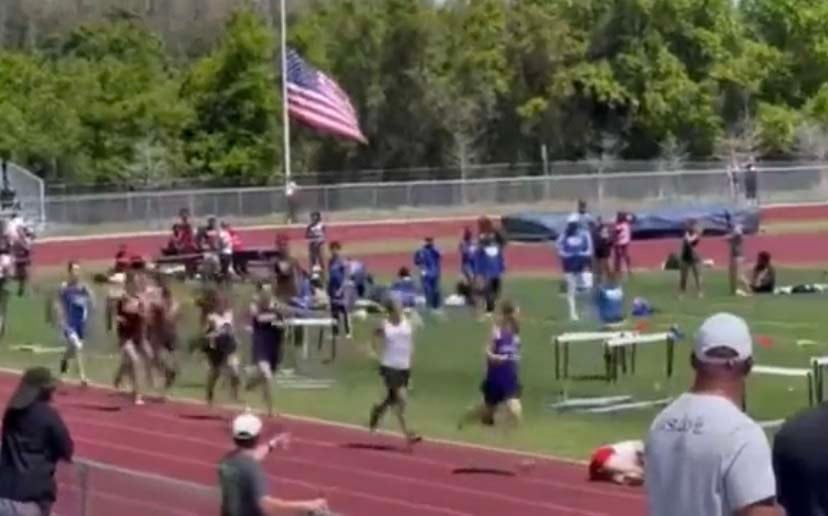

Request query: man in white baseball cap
[
  {"left": 645, "top": 313, "right": 779, "bottom": 516},
  {"left": 218, "top": 412, "right": 328, "bottom": 516}
]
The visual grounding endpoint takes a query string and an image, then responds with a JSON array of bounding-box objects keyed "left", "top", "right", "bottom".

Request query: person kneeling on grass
[
  {"left": 588, "top": 440, "right": 644, "bottom": 486},
  {"left": 737, "top": 251, "right": 776, "bottom": 296},
  {"left": 219, "top": 413, "right": 328, "bottom": 516},
  {"left": 459, "top": 300, "right": 522, "bottom": 429}
]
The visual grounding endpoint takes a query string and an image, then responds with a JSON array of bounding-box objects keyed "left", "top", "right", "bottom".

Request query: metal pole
[{"left": 279, "top": 0, "right": 291, "bottom": 186}]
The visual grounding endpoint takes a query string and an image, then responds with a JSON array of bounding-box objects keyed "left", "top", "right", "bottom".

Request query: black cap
[{"left": 8, "top": 367, "right": 57, "bottom": 410}]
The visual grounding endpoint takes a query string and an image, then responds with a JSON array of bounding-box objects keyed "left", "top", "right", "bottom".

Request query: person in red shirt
[{"left": 167, "top": 209, "right": 195, "bottom": 254}]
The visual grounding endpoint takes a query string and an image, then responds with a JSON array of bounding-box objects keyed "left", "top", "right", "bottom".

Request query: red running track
[{"left": 0, "top": 375, "right": 646, "bottom": 516}]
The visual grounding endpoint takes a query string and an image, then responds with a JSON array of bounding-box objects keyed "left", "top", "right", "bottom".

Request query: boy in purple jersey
[{"left": 458, "top": 300, "right": 522, "bottom": 429}]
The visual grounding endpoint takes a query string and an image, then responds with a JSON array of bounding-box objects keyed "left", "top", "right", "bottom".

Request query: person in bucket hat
[{"left": 0, "top": 368, "right": 73, "bottom": 516}]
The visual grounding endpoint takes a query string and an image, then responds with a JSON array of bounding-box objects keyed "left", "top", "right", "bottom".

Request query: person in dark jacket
[{"left": 0, "top": 368, "right": 73, "bottom": 516}]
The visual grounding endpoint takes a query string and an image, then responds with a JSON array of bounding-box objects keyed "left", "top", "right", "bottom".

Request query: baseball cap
[
  {"left": 567, "top": 213, "right": 580, "bottom": 225},
  {"left": 694, "top": 313, "right": 753, "bottom": 363},
  {"left": 8, "top": 367, "right": 57, "bottom": 410},
  {"left": 231, "top": 413, "right": 263, "bottom": 441}
]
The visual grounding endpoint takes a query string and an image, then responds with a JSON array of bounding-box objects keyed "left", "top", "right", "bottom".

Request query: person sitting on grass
[
  {"left": 589, "top": 440, "right": 644, "bottom": 486},
  {"left": 737, "top": 251, "right": 775, "bottom": 296},
  {"left": 218, "top": 413, "right": 328, "bottom": 516},
  {"left": 390, "top": 267, "right": 419, "bottom": 311}
]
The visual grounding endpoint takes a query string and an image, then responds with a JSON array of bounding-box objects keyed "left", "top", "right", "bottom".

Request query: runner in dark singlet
[
  {"left": 113, "top": 271, "right": 147, "bottom": 405},
  {"left": 146, "top": 277, "right": 179, "bottom": 398},
  {"left": 245, "top": 284, "right": 285, "bottom": 417}
]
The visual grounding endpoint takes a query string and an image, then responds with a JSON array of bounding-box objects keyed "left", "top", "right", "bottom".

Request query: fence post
[{"left": 78, "top": 461, "right": 90, "bottom": 516}]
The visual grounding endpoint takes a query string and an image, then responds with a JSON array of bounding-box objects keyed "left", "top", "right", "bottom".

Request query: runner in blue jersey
[
  {"left": 54, "top": 262, "right": 93, "bottom": 386},
  {"left": 459, "top": 300, "right": 522, "bottom": 429},
  {"left": 413, "top": 237, "right": 442, "bottom": 311},
  {"left": 327, "top": 242, "right": 351, "bottom": 339}
]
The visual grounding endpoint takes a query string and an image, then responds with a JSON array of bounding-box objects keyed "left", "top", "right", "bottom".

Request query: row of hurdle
[
  {"left": 553, "top": 330, "right": 828, "bottom": 407},
  {"left": 552, "top": 330, "right": 679, "bottom": 382}
]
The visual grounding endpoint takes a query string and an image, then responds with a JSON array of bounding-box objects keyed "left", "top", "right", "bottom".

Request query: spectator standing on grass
[
  {"left": 219, "top": 413, "right": 327, "bottom": 516},
  {"left": 645, "top": 313, "right": 779, "bottom": 516},
  {"left": 679, "top": 219, "right": 703, "bottom": 298},
  {"left": 556, "top": 214, "right": 593, "bottom": 322},
  {"left": 474, "top": 217, "right": 506, "bottom": 317},
  {"left": 727, "top": 216, "right": 744, "bottom": 296},
  {"left": 305, "top": 211, "right": 326, "bottom": 272},
  {"left": 0, "top": 367, "right": 73, "bottom": 516},
  {"left": 773, "top": 402, "right": 828, "bottom": 516},
  {"left": 414, "top": 237, "right": 442, "bottom": 312}
]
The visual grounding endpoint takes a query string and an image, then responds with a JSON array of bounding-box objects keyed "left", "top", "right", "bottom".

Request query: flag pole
[{"left": 279, "top": 0, "right": 291, "bottom": 187}]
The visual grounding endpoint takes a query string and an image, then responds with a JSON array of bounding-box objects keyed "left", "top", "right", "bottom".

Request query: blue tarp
[{"left": 501, "top": 204, "right": 761, "bottom": 242}]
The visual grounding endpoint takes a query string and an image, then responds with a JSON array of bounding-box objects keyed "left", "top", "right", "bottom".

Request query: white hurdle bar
[
  {"left": 280, "top": 318, "right": 338, "bottom": 361},
  {"left": 552, "top": 332, "right": 631, "bottom": 379},
  {"left": 605, "top": 333, "right": 676, "bottom": 382},
  {"left": 752, "top": 365, "right": 814, "bottom": 407}
]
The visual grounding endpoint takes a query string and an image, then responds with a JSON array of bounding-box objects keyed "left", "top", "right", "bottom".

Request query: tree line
[{"left": 1, "top": 0, "right": 828, "bottom": 191}]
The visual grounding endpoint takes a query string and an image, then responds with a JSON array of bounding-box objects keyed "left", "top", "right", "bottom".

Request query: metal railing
[
  {"left": 40, "top": 163, "right": 828, "bottom": 235},
  {"left": 55, "top": 459, "right": 218, "bottom": 516}
]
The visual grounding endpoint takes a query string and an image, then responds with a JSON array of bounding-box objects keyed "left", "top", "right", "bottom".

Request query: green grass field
[{"left": 3, "top": 268, "right": 825, "bottom": 460}]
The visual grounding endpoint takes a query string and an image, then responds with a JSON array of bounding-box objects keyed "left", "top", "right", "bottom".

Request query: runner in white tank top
[{"left": 369, "top": 297, "right": 421, "bottom": 449}]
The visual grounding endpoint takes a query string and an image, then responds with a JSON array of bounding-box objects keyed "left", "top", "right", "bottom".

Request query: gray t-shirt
[
  {"left": 645, "top": 393, "right": 775, "bottom": 516},
  {"left": 218, "top": 451, "right": 267, "bottom": 516}
]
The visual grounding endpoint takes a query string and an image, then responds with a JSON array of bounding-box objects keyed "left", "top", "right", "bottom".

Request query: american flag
[{"left": 286, "top": 49, "right": 367, "bottom": 143}]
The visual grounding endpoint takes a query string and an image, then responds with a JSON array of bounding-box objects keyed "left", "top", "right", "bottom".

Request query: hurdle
[
  {"left": 605, "top": 332, "right": 677, "bottom": 382},
  {"left": 812, "top": 357, "right": 828, "bottom": 404},
  {"left": 280, "top": 317, "right": 338, "bottom": 361},
  {"left": 751, "top": 365, "right": 814, "bottom": 407},
  {"left": 552, "top": 331, "right": 629, "bottom": 379}
]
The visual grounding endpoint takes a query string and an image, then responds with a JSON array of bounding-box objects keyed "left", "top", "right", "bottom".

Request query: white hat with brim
[
  {"left": 694, "top": 313, "right": 753, "bottom": 363},
  {"left": 232, "top": 413, "right": 263, "bottom": 440}
]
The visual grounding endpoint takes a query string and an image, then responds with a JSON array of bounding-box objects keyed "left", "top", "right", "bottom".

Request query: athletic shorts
[
  {"left": 480, "top": 378, "right": 521, "bottom": 408},
  {"left": 379, "top": 366, "right": 410, "bottom": 392}
]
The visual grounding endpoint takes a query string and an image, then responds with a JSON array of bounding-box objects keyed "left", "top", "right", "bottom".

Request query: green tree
[{"left": 182, "top": 7, "right": 279, "bottom": 185}]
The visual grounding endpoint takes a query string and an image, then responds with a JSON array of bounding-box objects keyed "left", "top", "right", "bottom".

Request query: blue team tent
[{"left": 501, "top": 204, "right": 760, "bottom": 242}]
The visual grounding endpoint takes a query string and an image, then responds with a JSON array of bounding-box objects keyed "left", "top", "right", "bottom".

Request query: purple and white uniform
[{"left": 480, "top": 326, "right": 521, "bottom": 407}]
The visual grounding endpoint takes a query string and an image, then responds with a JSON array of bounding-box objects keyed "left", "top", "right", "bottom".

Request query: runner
[
  {"left": 245, "top": 284, "right": 285, "bottom": 417},
  {"left": 53, "top": 261, "right": 93, "bottom": 387},
  {"left": 203, "top": 288, "right": 242, "bottom": 407},
  {"left": 112, "top": 271, "right": 148, "bottom": 405},
  {"left": 458, "top": 300, "right": 522, "bottom": 430},
  {"left": 327, "top": 242, "right": 351, "bottom": 339},
  {"left": 146, "top": 277, "right": 179, "bottom": 398},
  {"left": 368, "top": 297, "right": 422, "bottom": 449},
  {"left": 7, "top": 210, "right": 33, "bottom": 297}
]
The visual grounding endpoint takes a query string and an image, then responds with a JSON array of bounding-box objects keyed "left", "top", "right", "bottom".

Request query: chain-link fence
[
  {"left": 55, "top": 459, "right": 218, "bottom": 516},
  {"left": 40, "top": 163, "right": 828, "bottom": 235},
  {"left": 4, "top": 161, "right": 46, "bottom": 228}
]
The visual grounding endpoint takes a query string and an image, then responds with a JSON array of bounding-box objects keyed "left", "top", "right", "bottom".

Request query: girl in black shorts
[
  {"left": 146, "top": 278, "right": 179, "bottom": 398},
  {"left": 246, "top": 284, "right": 285, "bottom": 417},
  {"left": 113, "top": 271, "right": 148, "bottom": 405}
]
